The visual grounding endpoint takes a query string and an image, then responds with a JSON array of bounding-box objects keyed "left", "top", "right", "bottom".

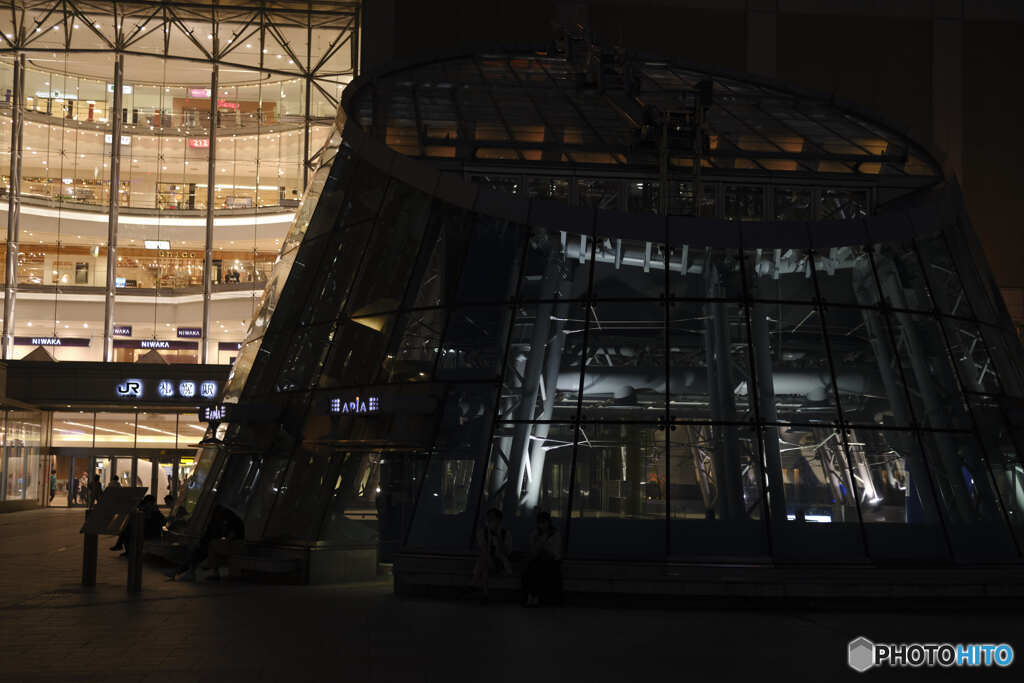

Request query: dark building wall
[
  {"left": 361, "top": 0, "right": 1024, "bottom": 287},
  {"left": 964, "top": 20, "right": 1024, "bottom": 289}
]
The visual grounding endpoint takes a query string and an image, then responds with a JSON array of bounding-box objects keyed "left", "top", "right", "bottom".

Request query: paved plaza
[{"left": 0, "top": 508, "right": 1021, "bottom": 682}]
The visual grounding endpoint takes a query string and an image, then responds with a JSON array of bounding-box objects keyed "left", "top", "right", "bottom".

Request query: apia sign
[{"left": 329, "top": 395, "right": 380, "bottom": 415}]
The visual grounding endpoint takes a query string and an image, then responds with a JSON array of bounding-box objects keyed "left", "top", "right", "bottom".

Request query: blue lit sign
[
  {"left": 178, "top": 381, "right": 196, "bottom": 398},
  {"left": 157, "top": 380, "right": 175, "bottom": 398},
  {"left": 329, "top": 395, "right": 380, "bottom": 414}
]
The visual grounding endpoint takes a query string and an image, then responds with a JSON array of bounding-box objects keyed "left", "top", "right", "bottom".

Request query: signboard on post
[{"left": 80, "top": 487, "right": 147, "bottom": 536}]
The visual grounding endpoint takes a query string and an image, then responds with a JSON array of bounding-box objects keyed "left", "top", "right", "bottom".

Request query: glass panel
[
  {"left": 670, "top": 301, "right": 754, "bottom": 423},
  {"left": 454, "top": 215, "right": 523, "bottom": 304},
  {"left": 723, "top": 184, "right": 763, "bottom": 221},
  {"left": 626, "top": 180, "right": 659, "bottom": 214},
  {"left": 93, "top": 412, "right": 136, "bottom": 447},
  {"left": 407, "top": 385, "right": 498, "bottom": 549},
  {"left": 380, "top": 308, "right": 445, "bottom": 383},
  {"left": 870, "top": 241, "right": 933, "bottom": 312},
  {"left": 774, "top": 187, "right": 813, "bottom": 221},
  {"left": 526, "top": 176, "right": 569, "bottom": 201},
  {"left": 818, "top": 188, "right": 867, "bottom": 220},
  {"left": 668, "top": 424, "right": 768, "bottom": 558},
  {"left": 569, "top": 422, "right": 665, "bottom": 557},
  {"left": 301, "top": 221, "right": 374, "bottom": 326},
  {"left": 345, "top": 181, "right": 431, "bottom": 316},
  {"left": 407, "top": 202, "right": 472, "bottom": 309},
  {"left": 820, "top": 306, "right": 914, "bottom": 427},
  {"left": 135, "top": 412, "right": 179, "bottom": 448},
  {"left": 846, "top": 429, "right": 948, "bottom": 560},
  {"left": 886, "top": 313, "right": 973, "bottom": 430},
  {"left": 917, "top": 232, "right": 972, "bottom": 319},
  {"left": 499, "top": 302, "right": 586, "bottom": 424},
  {"left": 942, "top": 319, "right": 1001, "bottom": 394},
  {"left": 319, "top": 315, "right": 395, "bottom": 388},
  {"left": 770, "top": 425, "right": 866, "bottom": 560},
  {"left": 319, "top": 450, "right": 383, "bottom": 544},
  {"left": 918, "top": 431, "right": 1017, "bottom": 561},
  {"left": 264, "top": 447, "right": 342, "bottom": 542},
  {"left": 435, "top": 307, "right": 510, "bottom": 380},
  {"left": 969, "top": 396, "right": 1024, "bottom": 550},
  {"left": 581, "top": 301, "right": 665, "bottom": 421},
  {"left": 51, "top": 411, "right": 93, "bottom": 446},
  {"left": 753, "top": 304, "right": 839, "bottom": 424},
  {"left": 576, "top": 178, "right": 620, "bottom": 210}
]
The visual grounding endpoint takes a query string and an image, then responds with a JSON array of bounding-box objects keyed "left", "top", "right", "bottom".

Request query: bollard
[
  {"left": 82, "top": 510, "right": 97, "bottom": 587},
  {"left": 126, "top": 509, "right": 144, "bottom": 593}
]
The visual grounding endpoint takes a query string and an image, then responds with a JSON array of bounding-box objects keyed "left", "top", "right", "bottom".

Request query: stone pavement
[{"left": 1, "top": 508, "right": 1021, "bottom": 682}]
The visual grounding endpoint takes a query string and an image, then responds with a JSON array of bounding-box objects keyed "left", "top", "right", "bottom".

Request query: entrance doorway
[
  {"left": 49, "top": 454, "right": 93, "bottom": 507},
  {"left": 47, "top": 449, "right": 197, "bottom": 508}
]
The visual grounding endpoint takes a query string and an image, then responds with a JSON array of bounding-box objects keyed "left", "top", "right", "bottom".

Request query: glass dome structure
[{"left": 185, "top": 40, "right": 1024, "bottom": 591}]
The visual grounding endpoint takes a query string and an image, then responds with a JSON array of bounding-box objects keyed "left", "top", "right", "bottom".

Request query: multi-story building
[{"left": 0, "top": 0, "right": 359, "bottom": 510}]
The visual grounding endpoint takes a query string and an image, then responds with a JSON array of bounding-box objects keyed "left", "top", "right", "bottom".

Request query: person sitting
[
  {"left": 472, "top": 507, "right": 511, "bottom": 603},
  {"left": 522, "top": 510, "right": 562, "bottom": 607}
]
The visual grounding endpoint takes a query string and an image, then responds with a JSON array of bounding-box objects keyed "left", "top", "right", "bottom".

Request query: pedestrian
[
  {"left": 48, "top": 469, "right": 57, "bottom": 503},
  {"left": 89, "top": 474, "right": 103, "bottom": 507},
  {"left": 472, "top": 508, "right": 511, "bottom": 604},
  {"left": 522, "top": 510, "right": 563, "bottom": 607},
  {"left": 107, "top": 476, "right": 121, "bottom": 490}
]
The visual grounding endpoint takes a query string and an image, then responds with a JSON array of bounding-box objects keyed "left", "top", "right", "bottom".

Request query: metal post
[
  {"left": 82, "top": 510, "right": 98, "bottom": 587},
  {"left": 202, "top": 63, "right": 218, "bottom": 364},
  {"left": 126, "top": 509, "right": 144, "bottom": 593},
  {"left": 2, "top": 54, "right": 24, "bottom": 359},
  {"left": 102, "top": 55, "right": 125, "bottom": 362}
]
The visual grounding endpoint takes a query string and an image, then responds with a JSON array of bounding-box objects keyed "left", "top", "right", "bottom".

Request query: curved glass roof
[{"left": 348, "top": 49, "right": 941, "bottom": 183}]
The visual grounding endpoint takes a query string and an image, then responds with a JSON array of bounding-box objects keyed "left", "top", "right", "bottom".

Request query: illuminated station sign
[{"left": 116, "top": 378, "right": 219, "bottom": 401}]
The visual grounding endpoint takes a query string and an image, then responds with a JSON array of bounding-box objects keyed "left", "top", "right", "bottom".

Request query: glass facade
[
  {"left": 0, "top": 409, "right": 43, "bottom": 503},
  {"left": 0, "top": 1, "right": 358, "bottom": 362},
  {"left": 194, "top": 50, "right": 1024, "bottom": 571}
]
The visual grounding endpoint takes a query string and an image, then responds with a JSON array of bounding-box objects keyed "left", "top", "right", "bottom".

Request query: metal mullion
[
  {"left": 263, "top": 20, "right": 307, "bottom": 77},
  {"left": 734, "top": 232, "right": 779, "bottom": 555},
  {"left": 1, "top": 52, "right": 22, "bottom": 358},
  {"left": 560, "top": 209, "right": 597, "bottom": 555},
  {"left": 309, "top": 20, "right": 352, "bottom": 77},
  {"left": 806, "top": 246, "right": 870, "bottom": 557},
  {"left": 119, "top": 6, "right": 161, "bottom": 47},
  {"left": 164, "top": 10, "right": 214, "bottom": 61},
  {"left": 301, "top": 7, "right": 311, "bottom": 189},
  {"left": 214, "top": 18, "right": 260, "bottom": 61}
]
